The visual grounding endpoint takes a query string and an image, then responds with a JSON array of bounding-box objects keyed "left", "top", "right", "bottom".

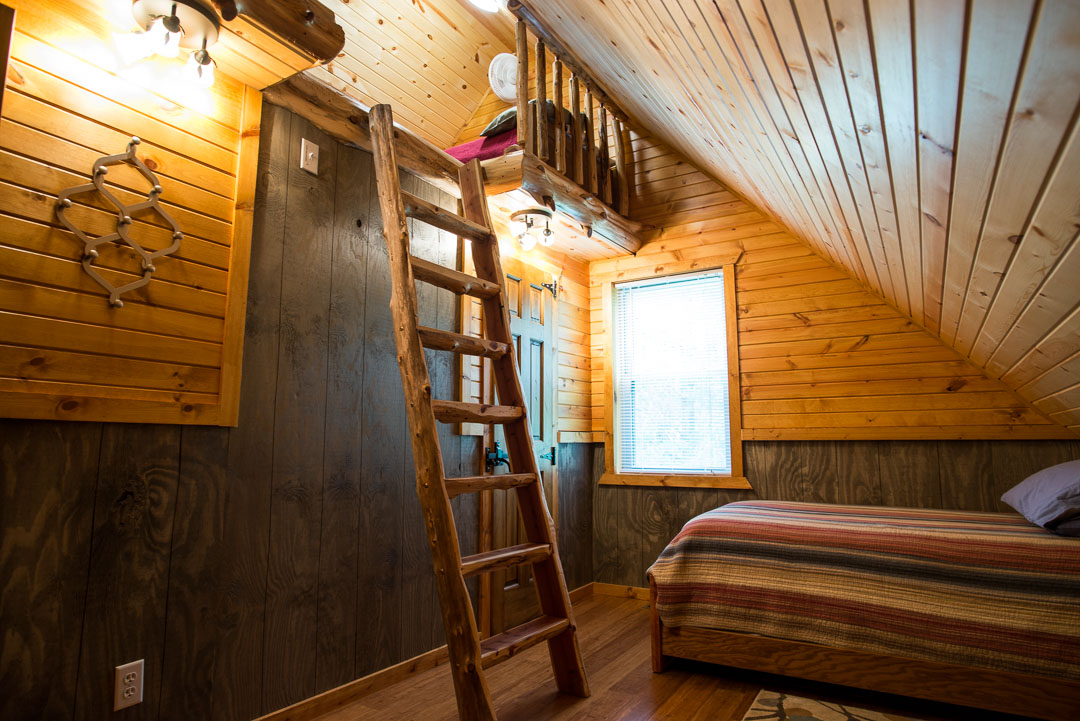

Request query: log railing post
[
  {"left": 536, "top": 39, "right": 549, "bottom": 162},
  {"left": 516, "top": 20, "right": 531, "bottom": 154},
  {"left": 553, "top": 58, "right": 565, "bottom": 174},
  {"left": 613, "top": 115, "right": 630, "bottom": 215},
  {"left": 598, "top": 104, "right": 610, "bottom": 204},
  {"left": 584, "top": 87, "right": 597, "bottom": 193},
  {"left": 569, "top": 75, "right": 583, "bottom": 186}
]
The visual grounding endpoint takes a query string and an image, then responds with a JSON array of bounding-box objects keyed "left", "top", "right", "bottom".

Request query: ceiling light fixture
[
  {"left": 118, "top": 0, "right": 220, "bottom": 86},
  {"left": 510, "top": 207, "right": 555, "bottom": 251}
]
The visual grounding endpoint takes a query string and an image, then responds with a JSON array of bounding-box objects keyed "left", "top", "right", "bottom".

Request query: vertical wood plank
[
  {"left": 616, "top": 486, "right": 645, "bottom": 587},
  {"left": 766, "top": 441, "right": 836, "bottom": 502},
  {"left": 211, "top": 99, "right": 289, "bottom": 721},
  {"left": 743, "top": 441, "right": 775, "bottom": 499},
  {"left": 356, "top": 146, "right": 407, "bottom": 676},
  {"left": 314, "top": 140, "right": 371, "bottom": 693},
  {"left": 592, "top": 446, "right": 618, "bottom": 584},
  {"left": 640, "top": 486, "right": 679, "bottom": 585},
  {"left": 878, "top": 441, "right": 940, "bottom": 508},
  {"left": 598, "top": 105, "right": 610, "bottom": 204},
  {"left": 76, "top": 423, "right": 180, "bottom": 721},
  {"left": 261, "top": 113, "right": 336, "bottom": 713},
  {"left": 936, "top": 440, "right": 996, "bottom": 511},
  {"left": 159, "top": 426, "right": 230, "bottom": 721},
  {"left": 0, "top": 419, "right": 100, "bottom": 721},
  {"left": 833, "top": 441, "right": 880, "bottom": 505}
]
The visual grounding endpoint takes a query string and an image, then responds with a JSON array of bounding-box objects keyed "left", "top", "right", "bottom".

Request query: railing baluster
[
  {"left": 598, "top": 105, "right": 610, "bottom": 204},
  {"left": 613, "top": 115, "right": 630, "bottom": 214},
  {"left": 569, "top": 75, "right": 583, "bottom": 186},
  {"left": 584, "top": 87, "right": 597, "bottom": 193},
  {"left": 536, "top": 39, "right": 548, "bottom": 162},
  {"left": 516, "top": 20, "right": 531, "bottom": 154},
  {"left": 553, "top": 58, "right": 565, "bottom": 174}
]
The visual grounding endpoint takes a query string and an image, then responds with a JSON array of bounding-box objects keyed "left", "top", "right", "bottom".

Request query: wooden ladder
[{"left": 368, "top": 104, "right": 589, "bottom": 720}]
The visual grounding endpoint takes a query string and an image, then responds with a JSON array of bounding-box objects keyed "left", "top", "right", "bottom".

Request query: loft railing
[{"left": 513, "top": 19, "right": 633, "bottom": 217}]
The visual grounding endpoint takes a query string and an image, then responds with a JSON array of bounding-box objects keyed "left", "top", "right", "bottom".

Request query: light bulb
[
  {"left": 518, "top": 231, "right": 536, "bottom": 251},
  {"left": 113, "top": 30, "right": 156, "bottom": 65},
  {"left": 153, "top": 18, "right": 181, "bottom": 58},
  {"left": 539, "top": 222, "right": 555, "bottom": 246},
  {"left": 187, "top": 51, "right": 215, "bottom": 87}
]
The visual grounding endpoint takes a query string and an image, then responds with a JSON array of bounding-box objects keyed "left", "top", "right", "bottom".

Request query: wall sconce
[
  {"left": 509, "top": 207, "right": 555, "bottom": 251},
  {"left": 115, "top": 0, "right": 220, "bottom": 86}
]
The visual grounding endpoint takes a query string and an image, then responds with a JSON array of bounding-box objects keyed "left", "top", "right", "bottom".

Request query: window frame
[{"left": 599, "top": 262, "right": 747, "bottom": 489}]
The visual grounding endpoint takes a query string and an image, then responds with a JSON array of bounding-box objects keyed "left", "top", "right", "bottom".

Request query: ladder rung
[
  {"left": 403, "top": 191, "right": 494, "bottom": 243},
  {"left": 431, "top": 400, "right": 523, "bottom": 425},
  {"left": 460, "top": 542, "right": 551, "bottom": 578},
  {"left": 481, "top": 615, "right": 571, "bottom": 669},
  {"left": 418, "top": 326, "right": 508, "bottom": 359},
  {"left": 410, "top": 256, "right": 502, "bottom": 299},
  {"left": 444, "top": 473, "right": 537, "bottom": 498}
]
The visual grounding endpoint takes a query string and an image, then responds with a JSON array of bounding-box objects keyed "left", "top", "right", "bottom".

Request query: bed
[{"left": 648, "top": 501, "right": 1080, "bottom": 719}]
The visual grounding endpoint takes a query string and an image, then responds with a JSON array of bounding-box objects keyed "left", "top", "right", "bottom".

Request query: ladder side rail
[
  {"left": 458, "top": 159, "right": 590, "bottom": 698},
  {"left": 369, "top": 105, "right": 497, "bottom": 721}
]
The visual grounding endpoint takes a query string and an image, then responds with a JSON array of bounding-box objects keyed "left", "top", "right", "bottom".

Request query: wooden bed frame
[{"left": 649, "top": 578, "right": 1080, "bottom": 720}]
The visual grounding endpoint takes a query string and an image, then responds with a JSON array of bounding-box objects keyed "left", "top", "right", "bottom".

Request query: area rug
[{"left": 741, "top": 690, "right": 928, "bottom": 721}]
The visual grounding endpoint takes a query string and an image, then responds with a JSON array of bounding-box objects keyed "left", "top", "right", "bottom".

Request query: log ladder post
[{"left": 369, "top": 104, "right": 590, "bottom": 721}]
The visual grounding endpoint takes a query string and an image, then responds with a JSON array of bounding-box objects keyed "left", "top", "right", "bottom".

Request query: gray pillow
[
  {"left": 480, "top": 100, "right": 574, "bottom": 137},
  {"left": 1001, "top": 459, "right": 1080, "bottom": 534}
]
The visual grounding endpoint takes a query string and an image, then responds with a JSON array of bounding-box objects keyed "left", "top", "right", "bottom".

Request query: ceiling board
[
  {"left": 311, "top": 0, "right": 516, "bottom": 148},
  {"left": 519, "top": 0, "right": 1080, "bottom": 432}
]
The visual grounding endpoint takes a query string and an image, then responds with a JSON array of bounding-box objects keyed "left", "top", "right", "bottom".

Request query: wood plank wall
[
  {"left": 521, "top": 0, "right": 1080, "bottom": 435},
  {"left": 593, "top": 438, "right": 1080, "bottom": 588},
  {"left": 0, "top": 102, "right": 593, "bottom": 721},
  {"left": 589, "top": 135, "right": 1075, "bottom": 442},
  {"left": 0, "top": 0, "right": 265, "bottom": 425}
]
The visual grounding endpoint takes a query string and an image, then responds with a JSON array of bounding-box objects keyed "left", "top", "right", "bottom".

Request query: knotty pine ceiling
[
  {"left": 308, "top": 0, "right": 517, "bottom": 149},
  {"left": 518, "top": 0, "right": 1080, "bottom": 433}
]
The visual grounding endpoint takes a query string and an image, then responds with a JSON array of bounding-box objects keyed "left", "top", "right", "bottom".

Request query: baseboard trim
[
  {"left": 257, "top": 582, "right": 598, "bottom": 721},
  {"left": 593, "top": 582, "right": 650, "bottom": 600}
]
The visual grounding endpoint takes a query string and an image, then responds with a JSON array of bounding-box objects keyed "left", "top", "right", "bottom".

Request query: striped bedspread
[{"left": 648, "top": 501, "right": 1080, "bottom": 680}]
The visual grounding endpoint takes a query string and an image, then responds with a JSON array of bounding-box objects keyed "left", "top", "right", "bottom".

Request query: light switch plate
[
  {"left": 114, "top": 659, "right": 144, "bottom": 711},
  {"left": 300, "top": 137, "right": 319, "bottom": 175}
]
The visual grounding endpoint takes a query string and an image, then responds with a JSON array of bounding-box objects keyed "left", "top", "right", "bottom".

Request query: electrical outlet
[
  {"left": 300, "top": 137, "right": 319, "bottom": 175},
  {"left": 114, "top": 659, "right": 144, "bottom": 711}
]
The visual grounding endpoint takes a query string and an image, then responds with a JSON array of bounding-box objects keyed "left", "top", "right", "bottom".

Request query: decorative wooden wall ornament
[{"left": 55, "top": 137, "right": 183, "bottom": 308}]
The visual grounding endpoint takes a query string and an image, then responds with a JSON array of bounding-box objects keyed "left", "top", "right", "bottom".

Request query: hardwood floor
[{"left": 309, "top": 594, "right": 1034, "bottom": 721}]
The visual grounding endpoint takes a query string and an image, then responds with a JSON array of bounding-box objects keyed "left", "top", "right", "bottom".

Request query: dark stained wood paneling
[
  {"left": 314, "top": 139, "right": 371, "bottom": 694},
  {"left": 260, "top": 113, "right": 337, "bottom": 713},
  {"left": 76, "top": 424, "right": 180, "bottom": 721},
  {"left": 879, "top": 441, "right": 940, "bottom": 508},
  {"left": 0, "top": 420, "right": 100, "bottom": 721},
  {"left": 592, "top": 445, "right": 619, "bottom": 584},
  {"left": 355, "top": 152, "right": 407, "bottom": 677},
  {"left": 599, "top": 439, "right": 1080, "bottom": 587},
  {"left": 557, "top": 442, "right": 594, "bottom": 590},
  {"left": 210, "top": 99, "right": 291, "bottom": 721},
  {"left": 159, "top": 426, "right": 229, "bottom": 721}
]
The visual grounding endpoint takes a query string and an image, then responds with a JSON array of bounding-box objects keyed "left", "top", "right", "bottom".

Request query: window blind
[{"left": 613, "top": 270, "right": 731, "bottom": 475}]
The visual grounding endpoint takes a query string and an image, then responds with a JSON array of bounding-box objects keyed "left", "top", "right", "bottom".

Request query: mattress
[{"left": 648, "top": 501, "right": 1080, "bottom": 680}]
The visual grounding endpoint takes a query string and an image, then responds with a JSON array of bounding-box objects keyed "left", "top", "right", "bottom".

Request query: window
[{"left": 605, "top": 267, "right": 744, "bottom": 485}]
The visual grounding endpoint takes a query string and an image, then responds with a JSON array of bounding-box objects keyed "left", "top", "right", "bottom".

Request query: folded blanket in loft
[
  {"left": 444, "top": 128, "right": 518, "bottom": 164},
  {"left": 648, "top": 501, "right": 1080, "bottom": 680}
]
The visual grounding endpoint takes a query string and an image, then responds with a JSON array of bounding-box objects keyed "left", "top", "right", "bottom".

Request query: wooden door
[{"left": 490, "top": 256, "right": 557, "bottom": 633}]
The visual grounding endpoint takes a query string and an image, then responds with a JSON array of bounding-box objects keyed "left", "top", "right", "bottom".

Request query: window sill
[{"left": 599, "top": 473, "right": 752, "bottom": 489}]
